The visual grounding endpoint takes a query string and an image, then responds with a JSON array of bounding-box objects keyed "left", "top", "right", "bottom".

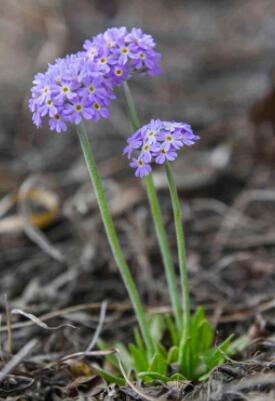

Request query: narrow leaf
[{"left": 149, "top": 352, "right": 167, "bottom": 375}]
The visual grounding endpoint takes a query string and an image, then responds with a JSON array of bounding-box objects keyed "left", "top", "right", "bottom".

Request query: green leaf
[
  {"left": 227, "top": 335, "right": 249, "bottom": 355},
  {"left": 92, "top": 365, "right": 125, "bottom": 385},
  {"left": 156, "top": 341, "right": 167, "bottom": 358},
  {"left": 166, "top": 315, "right": 180, "bottom": 346},
  {"left": 134, "top": 327, "right": 145, "bottom": 354},
  {"left": 115, "top": 342, "right": 133, "bottom": 372},
  {"left": 138, "top": 371, "right": 171, "bottom": 383},
  {"left": 149, "top": 315, "right": 165, "bottom": 343},
  {"left": 192, "top": 306, "right": 206, "bottom": 328},
  {"left": 196, "top": 319, "right": 214, "bottom": 353},
  {"left": 97, "top": 339, "right": 119, "bottom": 370},
  {"left": 169, "top": 372, "right": 188, "bottom": 381},
  {"left": 190, "top": 308, "right": 214, "bottom": 354},
  {"left": 149, "top": 352, "right": 167, "bottom": 375},
  {"left": 167, "top": 346, "right": 179, "bottom": 364},
  {"left": 201, "top": 334, "right": 234, "bottom": 373},
  {"left": 178, "top": 337, "right": 192, "bottom": 378},
  {"left": 129, "top": 343, "right": 148, "bottom": 372}
]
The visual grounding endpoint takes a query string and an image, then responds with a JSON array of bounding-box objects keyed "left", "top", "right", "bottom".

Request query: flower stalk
[
  {"left": 144, "top": 174, "right": 183, "bottom": 330},
  {"left": 122, "top": 82, "right": 140, "bottom": 132},
  {"left": 76, "top": 121, "right": 155, "bottom": 357},
  {"left": 123, "top": 82, "right": 183, "bottom": 330},
  {"left": 164, "top": 163, "right": 191, "bottom": 339}
]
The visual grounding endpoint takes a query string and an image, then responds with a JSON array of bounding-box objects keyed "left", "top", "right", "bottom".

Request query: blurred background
[{"left": 1, "top": 0, "right": 275, "bottom": 356}]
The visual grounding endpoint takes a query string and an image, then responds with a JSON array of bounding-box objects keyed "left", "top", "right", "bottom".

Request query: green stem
[
  {"left": 144, "top": 175, "right": 183, "bottom": 331},
  {"left": 164, "top": 163, "right": 191, "bottom": 359},
  {"left": 76, "top": 121, "right": 155, "bottom": 357},
  {"left": 122, "top": 81, "right": 139, "bottom": 131},
  {"left": 122, "top": 82, "right": 183, "bottom": 330}
]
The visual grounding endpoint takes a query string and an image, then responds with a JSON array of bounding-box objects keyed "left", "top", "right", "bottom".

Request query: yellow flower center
[
  {"left": 62, "top": 86, "right": 69, "bottom": 93},
  {"left": 166, "top": 135, "right": 173, "bottom": 142},
  {"left": 161, "top": 149, "right": 166, "bottom": 154},
  {"left": 143, "top": 144, "right": 150, "bottom": 151},
  {"left": 148, "top": 131, "right": 155, "bottom": 137},
  {"left": 75, "top": 104, "right": 83, "bottom": 112},
  {"left": 43, "top": 87, "right": 49, "bottom": 94},
  {"left": 121, "top": 47, "right": 129, "bottom": 54},
  {"left": 89, "top": 85, "right": 95, "bottom": 93},
  {"left": 115, "top": 68, "right": 122, "bottom": 76},
  {"left": 100, "top": 57, "right": 107, "bottom": 64},
  {"left": 54, "top": 114, "right": 60, "bottom": 120},
  {"left": 139, "top": 52, "right": 145, "bottom": 59},
  {"left": 46, "top": 99, "right": 52, "bottom": 106},
  {"left": 138, "top": 160, "right": 143, "bottom": 167},
  {"left": 93, "top": 103, "right": 100, "bottom": 110}
]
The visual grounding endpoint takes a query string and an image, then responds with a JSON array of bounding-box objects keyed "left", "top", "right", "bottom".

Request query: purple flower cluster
[
  {"left": 29, "top": 27, "right": 161, "bottom": 133},
  {"left": 124, "top": 120, "right": 200, "bottom": 177},
  {"left": 29, "top": 52, "right": 115, "bottom": 132},
  {"left": 83, "top": 27, "right": 161, "bottom": 85}
]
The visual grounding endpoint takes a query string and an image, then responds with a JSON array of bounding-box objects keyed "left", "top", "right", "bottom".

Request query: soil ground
[{"left": 1, "top": 1, "right": 275, "bottom": 400}]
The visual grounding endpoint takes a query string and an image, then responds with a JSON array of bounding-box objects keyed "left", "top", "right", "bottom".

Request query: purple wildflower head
[
  {"left": 124, "top": 120, "right": 200, "bottom": 177},
  {"left": 29, "top": 52, "right": 115, "bottom": 133},
  {"left": 83, "top": 27, "right": 161, "bottom": 85}
]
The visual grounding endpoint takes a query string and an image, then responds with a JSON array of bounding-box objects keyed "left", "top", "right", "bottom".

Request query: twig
[
  {"left": 4, "top": 295, "right": 12, "bottom": 355},
  {"left": 116, "top": 349, "right": 160, "bottom": 401},
  {"left": 86, "top": 300, "right": 108, "bottom": 352},
  {"left": 18, "top": 175, "right": 64, "bottom": 263},
  {"left": 11, "top": 309, "right": 76, "bottom": 331},
  {"left": 0, "top": 314, "right": 3, "bottom": 361},
  {"left": 60, "top": 349, "right": 116, "bottom": 363},
  {"left": 0, "top": 302, "right": 171, "bottom": 333},
  {"left": 0, "top": 339, "right": 38, "bottom": 382}
]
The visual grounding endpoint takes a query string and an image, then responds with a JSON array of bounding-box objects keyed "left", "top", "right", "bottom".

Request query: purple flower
[
  {"left": 124, "top": 120, "right": 199, "bottom": 177},
  {"left": 155, "top": 143, "right": 177, "bottom": 164},
  {"left": 64, "top": 98, "right": 94, "bottom": 124},
  {"left": 144, "top": 119, "right": 162, "bottom": 144},
  {"left": 157, "top": 130, "right": 184, "bottom": 150},
  {"left": 130, "top": 158, "right": 152, "bottom": 178},
  {"left": 110, "top": 64, "right": 130, "bottom": 85},
  {"left": 29, "top": 51, "right": 115, "bottom": 132},
  {"left": 82, "top": 27, "right": 161, "bottom": 85},
  {"left": 49, "top": 112, "right": 67, "bottom": 133},
  {"left": 140, "top": 142, "right": 154, "bottom": 163}
]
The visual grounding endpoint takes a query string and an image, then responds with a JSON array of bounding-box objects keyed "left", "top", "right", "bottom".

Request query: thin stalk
[
  {"left": 144, "top": 174, "right": 183, "bottom": 331},
  {"left": 76, "top": 121, "right": 155, "bottom": 357},
  {"left": 164, "top": 162, "right": 191, "bottom": 360},
  {"left": 122, "top": 81, "right": 139, "bottom": 131},
  {"left": 122, "top": 82, "right": 183, "bottom": 330}
]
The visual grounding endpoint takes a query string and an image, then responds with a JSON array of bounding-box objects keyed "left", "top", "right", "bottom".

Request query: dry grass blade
[
  {"left": 0, "top": 302, "right": 131, "bottom": 333},
  {"left": 0, "top": 303, "right": 172, "bottom": 333},
  {"left": 12, "top": 309, "right": 76, "bottom": 331},
  {"left": 5, "top": 296, "right": 13, "bottom": 355},
  {"left": 116, "top": 349, "right": 160, "bottom": 401},
  {"left": 215, "top": 374, "right": 275, "bottom": 401},
  {"left": 18, "top": 175, "right": 64, "bottom": 263},
  {"left": 0, "top": 192, "right": 16, "bottom": 219},
  {"left": 0, "top": 185, "right": 60, "bottom": 235},
  {"left": 216, "top": 189, "right": 275, "bottom": 250},
  {"left": 86, "top": 300, "right": 108, "bottom": 352},
  {"left": 0, "top": 339, "right": 38, "bottom": 382},
  {"left": 60, "top": 349, "right": 116, "bottom": 363}
]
